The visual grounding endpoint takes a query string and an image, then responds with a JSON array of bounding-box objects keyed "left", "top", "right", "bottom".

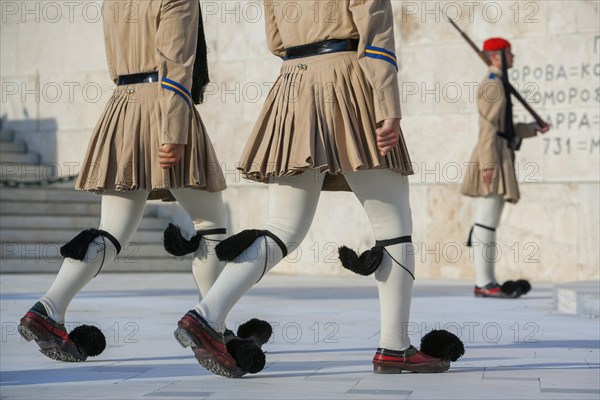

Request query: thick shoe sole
[
  {"left": 174, "top": 325, "right": 246, "bottom": 378},
  {"left": 373, "top": 360, "right": 450, "bottom": 374},
  {"left": 474, "top": 292, "right": 520, "bottom": 298},
  {"left": 19, "top": 316, "right": 85, "bottom": 362}
]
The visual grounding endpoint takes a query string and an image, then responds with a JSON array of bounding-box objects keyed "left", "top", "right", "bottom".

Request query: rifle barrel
[
  {"left": 446, "top": 18, "right": 548, "bottom": 128},
  {"left": 509, "top": 85, "right": 547, "bottom": 127}
]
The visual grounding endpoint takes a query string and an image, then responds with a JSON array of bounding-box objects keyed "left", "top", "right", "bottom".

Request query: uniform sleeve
[
  {"left": 104, "top": 40, "right": 118, "bottom": 84},
  {"left": 155, "top": 0, "right": 198, "bottom": 145},
  {"left": 349, "top": 0, "right": 401, "bottom": 122},
  {"left": 264, "top": 1, "right": 284, "bottom": 57},
  {"left": 101, "top": 7, "right": 117, "bottom": 84},
  {"left": 477, "top": 80, "right": 504, "bottom": 170},
  {"left": 515, "top": 122, "right": 537, "bottom": 139}
]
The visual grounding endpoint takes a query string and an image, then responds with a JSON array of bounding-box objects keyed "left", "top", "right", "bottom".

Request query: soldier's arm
[
  {"left": 477, "top": 80, "right": 504, "bottom": 170},
  {"left": 349, "top": 0, "right": 401, "bottom": 123},
  {"left": 264, "top": 1, "right": 284, "bottom": 58},
  {"left": 155, "top": 0, "right": 198, "bottom": 146}
]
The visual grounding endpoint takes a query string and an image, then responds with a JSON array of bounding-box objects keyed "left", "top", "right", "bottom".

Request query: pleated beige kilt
[
  {"left": 460, "top": 138, "right": 521, "bottom": 203},
  {"left": 76, "top": 82, "right": 226, "bottom": 201},
  {"left": 238, "top": 52, "right": 414, "bottom": 191}
]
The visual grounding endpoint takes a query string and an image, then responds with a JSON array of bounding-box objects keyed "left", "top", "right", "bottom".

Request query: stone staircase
[
  {"left": 0, "top": 129, "right": 191, "bottom": 273},
  {"left": 0, "top": 129, "right": 57, "bottom": 183}
]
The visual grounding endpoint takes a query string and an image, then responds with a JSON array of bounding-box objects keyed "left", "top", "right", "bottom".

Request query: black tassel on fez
[
  {"left": 338, "top": 246, "right": 384, "bottom": 276},
  {"left": 163, "top": 224, "right": 202, "bottom": 256}
]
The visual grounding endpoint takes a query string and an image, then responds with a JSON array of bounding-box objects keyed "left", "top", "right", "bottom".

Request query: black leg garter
[
  {"left": 60, "top": 229, "right": 122, "bottom": 277},
  {"left": 163, "top": 223, "right": 226, "bottom": 256},
  {"left": 338, "top": 236, "right": 415, "bottom": 279},
  {"left": 215, "top": 229, "right": 288, "bottom": 282},
  {"left": 60, "top": 229, "right": 121, "bottom": 261},
  {"left": 466, "top": 223, "right": 496, "bottom": 247}
]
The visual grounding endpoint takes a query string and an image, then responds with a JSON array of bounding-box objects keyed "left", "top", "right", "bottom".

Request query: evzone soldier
[
  {"left": 461, "top": 38, "right": 550, "bottom": 298},
  {"left": 173, "top": 0, "right": 464, "bottom": 378},
  {"left": 18, "top": 0, "right": 268, "bottom": 366}
]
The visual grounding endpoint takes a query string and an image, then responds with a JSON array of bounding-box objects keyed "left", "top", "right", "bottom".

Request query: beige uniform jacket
[
  {"left": 264, "top": 0, "right": 402, "bottom": 123},
  {"left": 461, "top": 66, "right": 537, "bottom": 203},
  {"left": 76, "top": 0, "right": 226, "bottom": 199},
  {"left": 103, "top": 0, "right": 197, "bottom": 145}
]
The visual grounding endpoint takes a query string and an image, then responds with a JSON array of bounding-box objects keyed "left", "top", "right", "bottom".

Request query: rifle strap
[{"left": 501, "top": 49, "right": 516, "bottom": 149}]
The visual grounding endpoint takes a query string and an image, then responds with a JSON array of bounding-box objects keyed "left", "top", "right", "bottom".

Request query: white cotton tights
[
  {"left": 472, "top": 194, "right": 505, "bottom": 287},
  {"left": 195, "top": 169, "right": 416, "bottom": 351},
  {"left": 39, "top": 189, "right": 227, "bottom": 323}
]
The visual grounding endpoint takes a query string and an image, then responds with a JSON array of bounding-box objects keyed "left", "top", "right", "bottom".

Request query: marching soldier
[
  {"left": 17, "top": 0, "right": 267, "bottom": 365},
  {"left": 174, "top": 0, "right": 463, "bottom": 377},
  {"left": 461, "top": 37, "right": 550, "bottom": 298}
]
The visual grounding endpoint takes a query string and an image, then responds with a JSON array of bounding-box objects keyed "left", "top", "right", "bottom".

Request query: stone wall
[{"left": 1, "top": 0, "right": 598, "bottom": 281}]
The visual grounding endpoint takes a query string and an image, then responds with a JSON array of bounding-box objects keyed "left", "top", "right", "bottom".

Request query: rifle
[{"left": 447, "top": 18, "right": 549, "bottom": 129}]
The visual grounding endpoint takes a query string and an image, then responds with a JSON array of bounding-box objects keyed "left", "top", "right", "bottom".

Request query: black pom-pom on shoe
[
  {"left": 163, "top": 224, "right": 202, "bottom": 257},
  {"left": 500, "top": 280, "right": 517, "bottom": 295},
  {"left": 69, "top": 325, "right": 106, "bottom": 357},
  {"left": 515, "top": 279, "right": 532, "bottom": 295},
  {"left": 338, "top": 246, "right": 383, "bottom": 276},
  {"left": 516, "top": 279, "right": 531, "bottom": 294},
  {"left": 226, "top": 339, "right": 266, "bottom": 373},
  {"left": 237, "top": 319, "right": 273, "bottom": 347},
  {"left": 420, "top": 330, "right": 465, "bottom": 362}
]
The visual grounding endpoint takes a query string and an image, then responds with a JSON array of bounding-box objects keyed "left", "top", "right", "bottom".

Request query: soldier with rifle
[{"left": 460, "top": 37, "right": 550, "bottom": 298}]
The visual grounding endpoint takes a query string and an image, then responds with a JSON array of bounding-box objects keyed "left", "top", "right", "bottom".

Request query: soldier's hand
[
  {"left": 376, "top": 118, "right": 400, "bottom": 156},
  {"left": 482, "top": 168, "right": 496, "bottom": 184},
  {"left": 159, "top": 144, "right": 185, "bottom": 169},
  {"left": 536, "top": 123, "right": 551, "bottom": 134}
]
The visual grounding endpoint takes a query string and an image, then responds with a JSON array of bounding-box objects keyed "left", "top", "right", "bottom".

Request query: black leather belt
[
  {"left": 284, "top": 39, "right": 359, "bottom": 60},
  {"left": 117, "top": 72, "right": 159, "bottom": 86}
]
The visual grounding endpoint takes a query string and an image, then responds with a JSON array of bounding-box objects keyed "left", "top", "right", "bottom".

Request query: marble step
[
  {"left": 0, "top": 201, "right": 159, "bottom": 217},
  {"left": 0, "top": 203, "right": 156, "bottom": 217},
  {"left": 0, "top": 187, "right": 98, "bottom": 202},
  {"left": 0, "top": 257, "right": 192, "bottom": 273},
  {"left": 0, "top": 216, "right": 167, "bottom": 230},
  {"left": 0, "top": 130, "right": 14, "bottom": 142},
  {"left": 0, "top": 153, "right": 39, "bottom": 164},
  {"left": 0, "top": 201, "right": 101, "bottom": 216},
  {"left": 1, "top": 242, "right": 174, "bottom": 259},
  {"left": 1, "top": 229, "right": 164, "bottom": 244},
  {"left": 0, "top": 163, "right": 57, "bottom": 181},
  {"left": 0, "top": 141, "right": 27, "bottom": 153}
]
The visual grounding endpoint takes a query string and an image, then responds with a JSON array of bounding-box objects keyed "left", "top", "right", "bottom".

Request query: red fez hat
[{"left": 483, "top": 38, "right": 511, "bottom": 52}]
